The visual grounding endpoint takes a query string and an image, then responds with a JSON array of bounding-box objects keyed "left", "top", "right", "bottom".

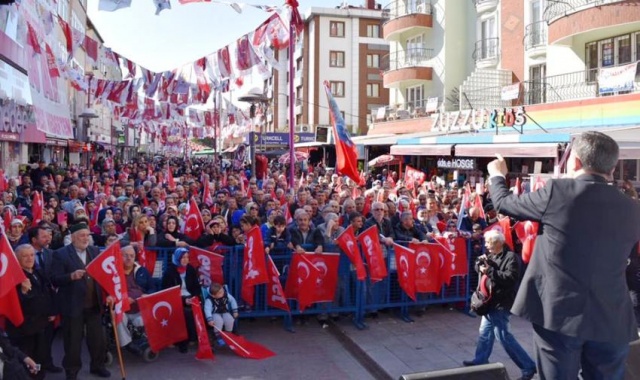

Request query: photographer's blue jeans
[{"left": 473, "top": 309, "right": 536, "bottom": 377}]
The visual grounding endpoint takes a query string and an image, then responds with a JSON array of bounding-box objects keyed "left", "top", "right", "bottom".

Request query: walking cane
[{"left": 109, "top": 306, "right": 127, "bottom": 380}]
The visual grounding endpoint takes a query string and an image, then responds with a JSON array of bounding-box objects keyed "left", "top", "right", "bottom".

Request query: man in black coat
[
  {"left": 487, "top": 131, "right": 640, "bottom": 379},
  {"left": 27, "top": 226, "right": 63, "bottom": 374},
  {"left": 50, "top": 223, "right": 110, "bottom": 380}
]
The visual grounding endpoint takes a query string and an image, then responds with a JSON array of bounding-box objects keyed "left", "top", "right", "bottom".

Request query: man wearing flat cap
[{"left": 51, "top": 223, "right": 110, "bottom": 379}]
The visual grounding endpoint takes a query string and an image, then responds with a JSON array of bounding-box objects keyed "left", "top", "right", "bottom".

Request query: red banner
[
  {"left": 0, "top": 234, "right": 28, "bottom": 298},
  {"left": 85, "top": 243, "right": 130, "bottom": 323},
  {"left": 514, "top": 221, "right": 539, "bottom": 264},
  {"left": 241, "top": 227, "right": 269, "bottom": 305},
  {"left": 394, "top": 244, "right": 416, "bottom": 301},
  {"left": 32, "top": 191, "right": 43, "bottom": 227},
  {"left": 188, "top": 246, "right": 224, "bottom": 287},
  {"left": 266, "top": 256, "right": 289, "bottom": 312},
  {"left": 184, "top": 198, "right": 205, "bottom": 241},
  {"left": 484, "top": 218, "right": 514, "bottom": 250},
  {"left": 284, "top": 254, "right": 320, "bottom": 312},
  {"left": 404, "top": 165, "right": 426, "bottom": 190},
  {"left": 335, "top": 226, "right": 367, "bottom": 281},
  {"left": 357, "top": 225, "right": 388, "bottom": 282},
  {"left": 190, "top": 298, "right": 214, "bottom": 360},
  {"left": 138, "top": 286, "right": 187, "bottom": 353}
]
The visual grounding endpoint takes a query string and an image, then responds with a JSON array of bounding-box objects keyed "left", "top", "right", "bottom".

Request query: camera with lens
[{"left": 475, "top": 255, "right": 489, "bottom": 266}]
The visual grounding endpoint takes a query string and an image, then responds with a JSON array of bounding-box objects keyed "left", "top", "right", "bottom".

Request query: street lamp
[
  {"left": 79, "top": 73, "right": 98, "bottom": 169},
  {"left": 238, "top": 87, "right": 269, "bottom": 179}
]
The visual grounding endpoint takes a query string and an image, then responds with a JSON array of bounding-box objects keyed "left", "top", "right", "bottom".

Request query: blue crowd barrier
[{"left": 132, "top": 239, "right": 473, "bottom": 331}]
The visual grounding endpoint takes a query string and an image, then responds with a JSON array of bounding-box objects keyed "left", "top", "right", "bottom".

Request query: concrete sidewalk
[{"left": 331, "top": 307, "right": 535, "bottom": 380}]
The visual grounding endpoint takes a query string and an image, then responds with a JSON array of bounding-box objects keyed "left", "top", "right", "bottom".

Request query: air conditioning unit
[{"left": 296, "top": 124, "right": 310, "bottom": 133}]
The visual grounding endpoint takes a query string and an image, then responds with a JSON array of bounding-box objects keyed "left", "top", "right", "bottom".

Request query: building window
[
  {"left": 600, "top": 39, "right": 614, "bottom": 67},
  {"left": 636, "top": 32, "right": 640, "bottom": 76},
  {"left": 330, "top": 21, "right": 345, "bottom": 37},
  {"left": 367, "top": 83, "right": 380, "bottom": 98},
  {"left": 529, "top": 64, "right": 546, "bottom": 105},
  {"left": 57, "top": 0, "right": 69, "bottom": 22},
  {"left": 71, "top": 12, "right": 86, "bottom": 35},
  {"left": 330, "top": 51, "right": 345, "bottom": 67},
  {"left": 367, "top": 24, "right": 380, "bottom": 38},
  {"left": 616, "top": 35, "right": 631, "bottom": 64},
  {"left": 405, "top": 85, "right": 423, "bottom": 109},
  {"left": 367, "top": 54, "right": 380, "bottom": 68},
  {"left": 329, "top": 81, "right": 345, "bottom": 97}
]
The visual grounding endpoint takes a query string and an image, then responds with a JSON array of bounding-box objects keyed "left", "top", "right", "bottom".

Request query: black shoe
[
  {"left": 90, "top": 368, "right": 111, "bottom": 378},
  {"left": 44, "top": 365, "right": 63, "bottom": 373},
  {"left": 517, "top": 370, "right": 537, "bottom": 380},
  {"left": 125, "top": 343, "right": 143, "bottom": 355},
  {"left": 178, "top": 343, "right": 188, "bottom": 353},
  {"left": 462, "top": 360, "right": 478, "bottom": 366},
  {"left": 65, "top": 372, "right": 78, "bottom": 380}
]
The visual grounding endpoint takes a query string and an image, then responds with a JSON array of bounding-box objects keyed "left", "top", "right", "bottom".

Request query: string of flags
[{"left": 21, "top": 0, "right": 304, "bottom": 149}]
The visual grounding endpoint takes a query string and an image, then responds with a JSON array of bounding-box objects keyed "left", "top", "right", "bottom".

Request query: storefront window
[{"left": 623, "top": 159, "right": 638, "bottom": 181}]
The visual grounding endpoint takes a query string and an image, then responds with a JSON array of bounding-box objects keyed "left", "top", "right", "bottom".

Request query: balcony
[
  {"left": 382, "top": 0, "right": 433, "bottom": 41},
  {"left": 460, "top": 64, "right": 640, "bottom": 110},
  {"left": 382, "top": 48, "right": 434, "bottom": 88},
  {"left": 524, "top": 21, "right": 548, "bottom": 58},
  {"left": 544, "top": 0, "right": 640, "bottom": 44},
  {"left": 473, "top": 38, "right": 500, "bottom": 69},
  {"left": 472, "top": 0, "right": 499, "bottom": 15}
]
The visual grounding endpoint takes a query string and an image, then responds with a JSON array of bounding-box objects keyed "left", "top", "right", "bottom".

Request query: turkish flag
[
  {"left": 218, "top": 330, "right": 275, "bottom": 360},
  {"left": 203, "top": 181, "right": 213, "bottom": 206},
  {"left": 190, "top": 298, "right": 214, "bottom": 360},
  {"left": 409, "top": 243, "right": 443, "bottom": 294},
  {"left": 431, "top": 238, "right": 455, "bottom": 286},
  {"left": 184, "top": 198, "right": 205, "bottom": 241},
  {"left": 435, "top": 236, "right": 468, "bottom": 279},
  {"left": 284, "top": 254, "right": 322, "bottom": 312},
  {"left": 357, "top": 225, "right": 388, "bottom": 282},
  {"left": 32, "top": 191, "right": 44, "bottom": 227},
  {"left": 473, "top": 194, "right": 486, "bottom": 221},
  {"left": 514, "top": 221, "right": 539, "bottom": 264},
  {"left": 394, "top": 244, "right": 417, "bottom": 301},
  {"left": 266, "top": 255, "right": 289, "bottom": 312},
  {"left": 0, "top": 169, "right": 5, "bottom": 192},
  {"left": 335, "top": 226, "right": 367, "bottom": 281},
  {"left": 142, "top": 249, "right": 157, "bottom": 275},
  {"left": 0, "top": 234, "right": 27, "bottom": 298},
  {"left": 138, "top": 286, "right": 187, "bottom": 353},
  {"left": 45, "top": 44, "right": 60, "bottom": 78},
  {"left": 241, "top": 227, "right": 269, "bottom": 306},
  {"left": 188, "top": 246, "right": 224, "bottom": 287},
  {"left": 484, "top": 218, "right": 514, "bottom": 250},
  {"left": 0, "top": 287, "right": 24, "bottom": 327},
  {"left": 26, "top": 22, "right": 41, "bottom": 54},
  {"left": 84, "top": 35, "right": 99, "bottom": 63},
  {"left": 85, "top": 243, "right": 130, "bottom": 323}
]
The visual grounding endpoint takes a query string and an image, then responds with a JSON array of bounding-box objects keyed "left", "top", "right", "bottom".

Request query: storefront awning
[
  {"left": 390, "top": 144, "right": 453, "bottom": 156},
  {"left": 454, "top": 143, "right": 562, "bottom": 158},
  {"left": 295, "top": 141, "right": 326, "bottom": 148}
]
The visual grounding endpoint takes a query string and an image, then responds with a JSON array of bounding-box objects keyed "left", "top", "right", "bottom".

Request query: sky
[{"left": 87, "top": 0, "right": 349, "bottom": 73}]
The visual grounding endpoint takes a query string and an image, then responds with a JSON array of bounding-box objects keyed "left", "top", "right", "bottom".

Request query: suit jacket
[
  {"left": 50, "top": 244, "right": 102, "bottom": 317},
  {"left": 489, "top": 174, "right": 640, "bottom": 343},
  {"left": 36, "top": 247, "right": 55, "bottom": 280}
]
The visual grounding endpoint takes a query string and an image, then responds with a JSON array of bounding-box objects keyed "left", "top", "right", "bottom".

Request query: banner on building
[
  {"left": 598, "top": 62, "right": 638, "bottom": 95},
  {"left": 501, "top": 83, "right": 520, "bottom": 101}
]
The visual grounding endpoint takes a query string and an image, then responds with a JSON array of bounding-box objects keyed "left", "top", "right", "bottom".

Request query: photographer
[{"left": 463, "top": 229, "right": 536, "bottom": 380}]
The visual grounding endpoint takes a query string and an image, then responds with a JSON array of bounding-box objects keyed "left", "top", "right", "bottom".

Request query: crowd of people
[{"left": 1, "top": 143, "right": 639, "bottom": 379}]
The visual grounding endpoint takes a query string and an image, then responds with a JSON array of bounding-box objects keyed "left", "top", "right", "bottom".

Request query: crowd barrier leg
[{"left": 353, "top": 279, "right": 367, "bottom": 329}]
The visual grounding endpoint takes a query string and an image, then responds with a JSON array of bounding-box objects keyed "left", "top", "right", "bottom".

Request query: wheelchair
[{"left": 102, "top": 308, "right": 159, "bottom": 363}]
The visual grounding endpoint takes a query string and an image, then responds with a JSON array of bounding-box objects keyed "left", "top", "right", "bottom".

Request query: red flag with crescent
[
  {"left": 356, "top": 225, "right": 388, "bottom": 282},
  {"left": 514, "top": 221, "right": 539, "bottom": 264},
  {"left": 409, "top": 242, "right": 443, "bottom": 294},
  {"left": 241, "top": 227, "right": 269, "bottom": 305},
  {"left": 394, "top": 244, "right": 417, "bottom": 301},
  {"left": 85, "top": 243, "right": 130, "bottom": 323},
  {"left": 335, "top": 226, "right": 367, "bottom": 281},
  {"left": 138, "top": 286, "right": 187, "bottom": 352}
]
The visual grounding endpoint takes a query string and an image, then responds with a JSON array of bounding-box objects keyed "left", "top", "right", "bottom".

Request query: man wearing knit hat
[{"left": 51, "top": 223, "right": 110, "bottom": 379}]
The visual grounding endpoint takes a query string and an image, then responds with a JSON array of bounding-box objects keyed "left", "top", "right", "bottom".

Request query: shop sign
[
  {"left": 437, "top": 157, "right": 476, "bottom": 170},
  {"left": 0, "top": 98, "right": 33, "bottom": 134},
  {"left": 45, "top": 138, "right": 68, "bottom": 146},
  {"left": 246, "top": 132, "right": 315, "bottom": 145},
  {"left": 432, "top": 107, "right": 527, "bottom": 133}
]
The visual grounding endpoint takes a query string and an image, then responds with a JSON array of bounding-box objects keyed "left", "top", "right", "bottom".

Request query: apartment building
[
  {"left": 264, "top": 1, "right": 390, "bottom": 138},
  {"left": 366, "top": 0, "right": 476, "bottom": 137}
]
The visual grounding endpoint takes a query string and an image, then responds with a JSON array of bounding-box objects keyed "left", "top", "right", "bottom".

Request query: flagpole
[
  {"left": 287, "top": 18, "right": 296, "bottom": 189},
  {"left": 211, "top": 325, "right": 251, "bottom": 357},
  {"left": 109, "top": 307, "right": 127, "bottom": 380}
]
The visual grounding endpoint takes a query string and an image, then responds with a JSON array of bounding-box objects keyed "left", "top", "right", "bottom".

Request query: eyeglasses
[{"left": 373, "top": 208, "right": 384, "bottom": 211}]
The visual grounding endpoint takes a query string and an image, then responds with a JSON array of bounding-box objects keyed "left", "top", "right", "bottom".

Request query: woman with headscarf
[
  {"left": 161, "top": 248, "right": 200, "bottom": 353},
  {"left": 7, "top": 219, "right": 29, "bottom": 249},
  {"left": 156, "top": 216, "right": 192, "bottom": 248}
]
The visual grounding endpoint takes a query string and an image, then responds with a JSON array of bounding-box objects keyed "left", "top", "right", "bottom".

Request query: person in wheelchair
[
  {"left": 204, "top": 283, "right": 238, "bottom": 347},
  {"left": 107, "top": 245, "right": 156, "bottom": 355}
]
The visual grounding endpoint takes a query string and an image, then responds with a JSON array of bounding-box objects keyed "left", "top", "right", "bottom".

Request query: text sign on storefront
[
  {"left": 432, "top": 107, "right": 527, "bottom": 133},
  {"left": 437, "top": 157, "right": 476, "bottom": 170},
  {"left": 246, "top": 132, "right": 315, "bottom": 145}
]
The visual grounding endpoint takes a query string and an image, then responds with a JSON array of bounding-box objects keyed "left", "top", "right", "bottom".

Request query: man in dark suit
[
  {"left": 50, "top": 223, "right": 110, "bottom": 380},
  {"left": 487, "top": 131, "right": 640, "bottom": 379},
  {"left": 28, "top": 226, "right": 62, "bottom": 374}
]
